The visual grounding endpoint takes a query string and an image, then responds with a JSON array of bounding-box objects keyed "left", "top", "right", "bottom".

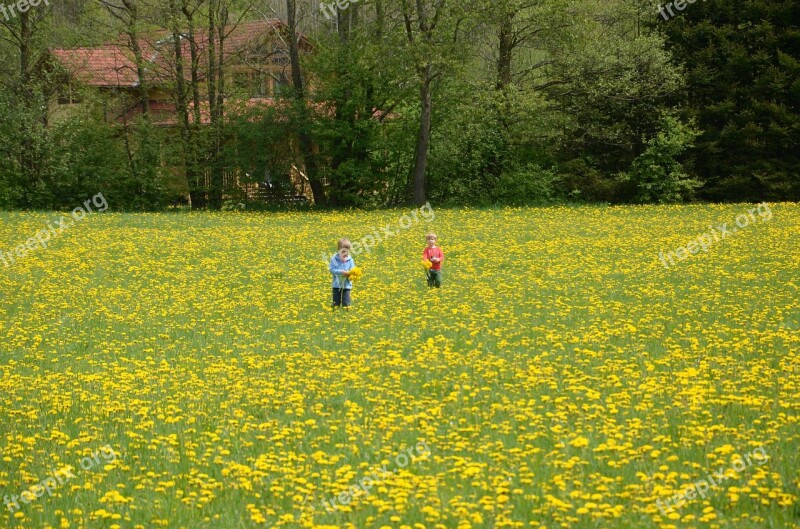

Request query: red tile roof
[
  {"left": 50, "top": 45, "right": 139, "bottom": 87},
  {"left": 50, "top": 19, "right": 301, "bottom": 88}
]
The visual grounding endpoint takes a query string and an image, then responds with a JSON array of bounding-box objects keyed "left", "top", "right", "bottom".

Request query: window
[
  {"left": 57, "top": 85, "right": 70, "bottom": 104},
  {"left": 252, "top": 70, "right": 269, "bottom": 97},
  {"left": 246, "top": 45, "right": 270, "bottom": 63},
  {"left": 233, "top": 72, "right": 249, "bottom": 92},
  {"left": 271, "top": 45, "right": 289, "bottom": 65},
  {"left": 274, "top": 71, "right": 290, "bottom": 96},
  {"left": 233, "top": 70, "right": 270, "bottom": 98},
  {"left": 57, "top": 83, "right": 83, "bottom": 104}
]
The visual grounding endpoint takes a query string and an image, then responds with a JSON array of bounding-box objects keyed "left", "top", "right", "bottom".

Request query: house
[
  {"left": 48, "top": 19, "right": 306, "bottom": 124},
  {"left": 46, "top": 19, "right": 315, "bottom": 202}
]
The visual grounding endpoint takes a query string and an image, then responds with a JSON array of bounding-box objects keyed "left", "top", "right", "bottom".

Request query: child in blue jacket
[{"left": 329, "top": 238, "right": 355, "bottom": 308}]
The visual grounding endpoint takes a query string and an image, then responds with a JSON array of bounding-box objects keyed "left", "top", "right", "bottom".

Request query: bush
[
  {"left": 618, "top": 114, "right": 702, "bottom": 203},
  {"left": 492, "top": 164, "right": 560, "bottom": 205}
]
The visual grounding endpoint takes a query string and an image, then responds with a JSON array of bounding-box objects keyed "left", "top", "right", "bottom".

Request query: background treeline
[{"left": 0, "top": 0, "right": 798, "bottom": 210}]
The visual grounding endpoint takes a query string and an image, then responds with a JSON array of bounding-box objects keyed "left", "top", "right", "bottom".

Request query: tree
[
  {"left": 0, "top": 0, "right": 53, "bottom": 206},
  {"left": 307, "top": 0, "right": 411, "bottom": 206},
  {"left": 618, "top": 113, "right": 701, "bottom": 203},
  {"left": 397, "top": 0, "right": 466, "bottom": 205},
  {"left": 662, "top": 0, "right": 800, "bottom": 201},
  {"left": 285, "top": 0, "right": 326, "bottom": 205}
]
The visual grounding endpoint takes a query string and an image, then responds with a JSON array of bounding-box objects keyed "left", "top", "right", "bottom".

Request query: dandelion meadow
[{"left": 1, "top": 204, "right": 798, "bottom": 529}]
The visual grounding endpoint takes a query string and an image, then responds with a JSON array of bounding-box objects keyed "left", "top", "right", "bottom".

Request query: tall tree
[
  {"left": 99, "top": 0, "right": 150, "bottom": 116},
  {"left": 166, "top": 0, "right": 205, "bottom": 208},
  {"left": 310, "top": 0, "right": 405, "bottom": 206},
  {"left": 0, "top": 2, "right": 53, "bottom": 205},
  {"left": 398, "top": 0, "right": 448, "bottom": 205},
  {"left": 285, "top": 0, "right": 326, "bottom": 205}
]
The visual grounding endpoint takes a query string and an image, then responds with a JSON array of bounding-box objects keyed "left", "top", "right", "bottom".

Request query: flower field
[{"left": 1, "top": 204, "right": 798, "bottom": 529}]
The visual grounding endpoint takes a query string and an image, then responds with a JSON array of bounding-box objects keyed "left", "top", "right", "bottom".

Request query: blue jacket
[{"left": 329, "top": 253, "right": 355, "bottom": 289}]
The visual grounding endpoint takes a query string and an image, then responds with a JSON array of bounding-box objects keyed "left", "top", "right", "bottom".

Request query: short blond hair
[
  {"left": 425, "top": 233, "right": 437, "bottom": 240},
  {"left": 338, "top": 238, "right": 352, "bottom": 249}
]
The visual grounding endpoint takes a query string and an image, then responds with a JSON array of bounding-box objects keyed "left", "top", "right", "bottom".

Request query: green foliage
[
  {"left": 1, "top": 0, "right": 797, "bottom": 210},
  {"left": 46, "top": 113, "right": 125, "bottom": 206},
  {"left": 225, "top": 103, "right": 295, "bottom": 195},
  {"left": 44, "top": 112, "right": 172, "bottom": 210},
  {"left": 617, "top": 114, "right": 702, "bottom": 203},
  {"left": 0, "top": 95, "right": 28, "bottom": 208},
  {"left": 127, "top": 120, "right": 173, "bottom": 211},
  {"left": 305, "top": 20, "right": 417, "bottom": 208},
  {"left": 551, "top": 16, "right": 686, "bottom": 198},
  {"left": 427, "top": 85, "right": 511, "bottom": 204},
  {"left": 662, "top": 0, "right": 800, "bottom": 201},
  {"left": 493, "top": 164, "right": 560, "bottom": 205},
  {"left": 374, "top": 104, "right": 420, "bottom": 207}
]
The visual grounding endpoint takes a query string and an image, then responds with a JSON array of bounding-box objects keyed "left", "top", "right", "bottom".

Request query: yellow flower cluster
[
  {"left": 347, "top": 266, "right": 363, "bottom": 281},
  {"left": 0, "top": 204, "right": 797, "bottom": 528},
  {"left": 422, "top": 259, "right": 433, "bottom": 270}
]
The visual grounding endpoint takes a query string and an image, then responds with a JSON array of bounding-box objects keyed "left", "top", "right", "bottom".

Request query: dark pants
[
  {"left": 427, "top": 269, "right": 442, "bottom": 288},
  {"left": 332, "top": 288, "right": 352, "bottom": 307}
]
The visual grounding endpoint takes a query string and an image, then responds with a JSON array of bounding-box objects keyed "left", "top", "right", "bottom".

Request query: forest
[{"left": 0, "top": 0, "right": 798, "bottom": 210}]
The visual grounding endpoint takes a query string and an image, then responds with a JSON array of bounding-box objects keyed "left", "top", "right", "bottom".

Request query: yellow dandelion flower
[{"left": 348, "top": 266, "right": 364, "bottom": 281}]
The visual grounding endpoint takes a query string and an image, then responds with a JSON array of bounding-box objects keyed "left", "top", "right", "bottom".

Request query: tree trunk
[
  {"left": 182, "top": 2, "right": 213, "bottom": 207},
  {"left": 413, "top": 70, "right": 432, "bottom": 206},
  {"left": 286, "top": 0, "right": 326, "bottom": 205},
  {"left": 490, "top": 9, "right": 516, "bottom": 180},
  {"left": 208, "top": 7, "right": 228, "bottom": 208},
  {"left": 374, "top": 0, "right": 384, "bottom": 38},
  {"left": 19, "top": 12, "right": 32, "bottom": 175},
  {"left": 207, "top": 1, "right": 217, "bottom": 125},
  {"left": 497, "top": 10, "right": 513, "bottom": 90},
  {"left": 121, "top": 0, "right": 149, "bottom": 116},
  {"left": 206, "top": 0, "right": 224, "bottom": 209},
  {"left": 2, "top": 4, "right": 54, "bottom": 204},
  {"left": 216, "top": 7, "right": 227, "bottom": 120},
  {"left": 401, "top": 0, "right": 447, "bottom": 206},
  {"left": 168, "top": 0, "right": 204, "bottom": 208},
  {"left": 182, "top": 3, "right": 202, "bottom": 127}
]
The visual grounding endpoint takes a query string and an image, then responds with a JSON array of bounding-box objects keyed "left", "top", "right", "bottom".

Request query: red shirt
[{"left": 422, "top": 247, "right": 444, "bottom": 270}]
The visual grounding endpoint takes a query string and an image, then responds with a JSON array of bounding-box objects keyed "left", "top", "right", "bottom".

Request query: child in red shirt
[{"left": 422, "top": 232, "right": 444, "bottom": 288}]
